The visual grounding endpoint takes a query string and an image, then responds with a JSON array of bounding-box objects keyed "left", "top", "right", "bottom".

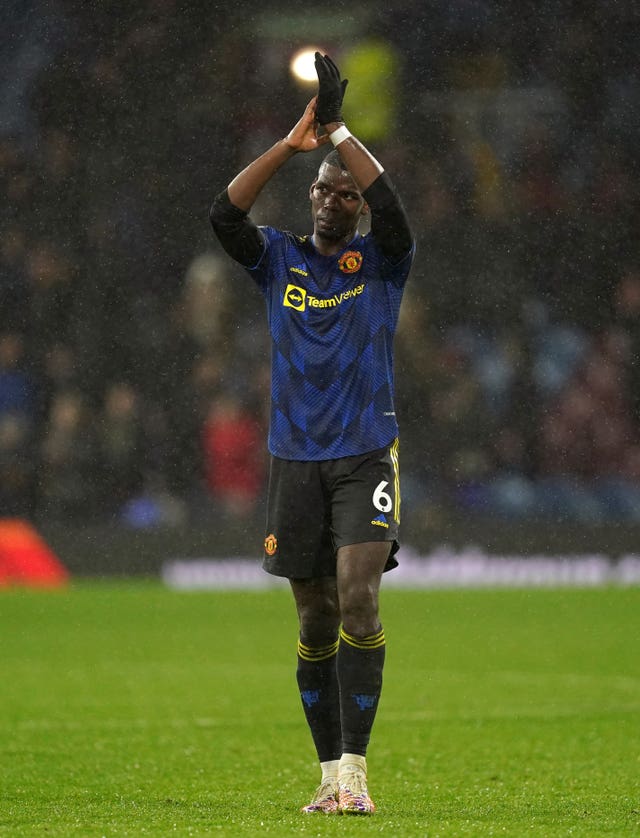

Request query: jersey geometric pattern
[{"left": 247, "top": 228, "right": 414, "bottom": 460}]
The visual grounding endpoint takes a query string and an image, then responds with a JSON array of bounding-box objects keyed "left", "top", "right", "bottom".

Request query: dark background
[{"left": 2, "top": 0, "right": 640, "bottom": 567}]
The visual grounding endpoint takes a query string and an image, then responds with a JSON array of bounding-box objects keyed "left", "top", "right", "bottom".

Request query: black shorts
[{"left": 262, "top": 439, "right": 401, "bottom": 579}]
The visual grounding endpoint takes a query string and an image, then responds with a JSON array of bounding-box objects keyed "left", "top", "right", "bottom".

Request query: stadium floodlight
[{"left": 290, "top": 47, "right": 325, "bottom": 85}]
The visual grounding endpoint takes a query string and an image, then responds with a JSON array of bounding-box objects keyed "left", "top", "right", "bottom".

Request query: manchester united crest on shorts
[
  {"left": 264, "top": 533, "right": 278, "bottom": 556},
  {"left": 338, "top": 250, "right": 363, "bottom": 274}
]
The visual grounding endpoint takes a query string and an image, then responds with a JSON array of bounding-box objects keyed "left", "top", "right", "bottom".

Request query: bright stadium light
[{"left": 290, "top": 47, "right": 324, "bottom": 84}]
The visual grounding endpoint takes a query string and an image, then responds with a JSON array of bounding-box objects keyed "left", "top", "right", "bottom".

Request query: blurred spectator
[
  {"left": 0, "top": 332, "right": 34, "bottom": 417},
  {"left": 24, "top": 239, "right": 76, "bottom": 355},
  {"left": 539, "top": 340, "right": 636, "bottom": 479},
  {"left": 0, "top": 225, "right": 30, "bottom": 333},
  {"left": 0, "top": 411, "right": 34, "bottom": 515},
  {"left": 0, "top": 332, "right": 36, "bottom": 515},
  {"left": 34, "top": 341, "right": 80, "bottom": 429},
  {"left": 201, "top": 391, "right": 265, "bottom": 518},
  {"left": 96, "top": 382, "right": 147, "bottom": 517},
  {"left": 38, "top": 390, "right": 99, "bottom": 521},
  {"left": 512, "top": 119, "right": 566, "bottom": 216},
  {"left": 613, "top": 266, "right": 640, "bottom": 423},
  {"left": 537, "top": 333, "right": 640, "bottom": 521},
  {"left": 182, "top": 251, "right": 232, "bottom": 352},
  {"left": 0, "top": 332, "right": 37, "bottom": 514},
  {"left": 425, "top": 338, "right": 496, "bottom": 509}
]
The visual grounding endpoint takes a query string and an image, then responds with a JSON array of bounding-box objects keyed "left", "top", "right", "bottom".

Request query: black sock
[
  {"left": 337, "top": 626, "right": 386, "bottom": 757},
  {"left": 296, "top": 637, "right": 342, "bottom": 763}
]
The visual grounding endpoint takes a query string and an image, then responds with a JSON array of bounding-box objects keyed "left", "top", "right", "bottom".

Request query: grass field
[{"left": 1, "top": 582, "right": 639, "bottom": 836}]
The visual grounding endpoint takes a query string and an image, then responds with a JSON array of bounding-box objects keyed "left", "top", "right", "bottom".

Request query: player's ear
[
  {"left": 360, "top": 200, "right": 370, "bottom": 216},
  {"left": 309, "top": 180, "right": 317, "bottom": 199}
]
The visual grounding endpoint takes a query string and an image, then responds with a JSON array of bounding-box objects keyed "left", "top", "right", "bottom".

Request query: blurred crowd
[{"left": 2, "top": 0, "right": 640, "bottom": 527}]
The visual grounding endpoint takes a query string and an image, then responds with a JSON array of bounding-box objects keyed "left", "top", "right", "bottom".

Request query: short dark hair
[{"left": 321, "top": 149, "right": 348, "bottom": 172}]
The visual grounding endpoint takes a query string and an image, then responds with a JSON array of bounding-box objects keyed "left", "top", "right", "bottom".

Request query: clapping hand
[
  {"left": 284, "top": 97, "right": 330, "bottom": 152},
  {"left": 314, "top": 53, "right": 348, "bottom": 125}
]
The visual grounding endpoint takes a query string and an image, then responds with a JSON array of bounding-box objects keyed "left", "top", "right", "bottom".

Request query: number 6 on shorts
[{"left": 373, "top": 481, "right": 393, "bottom": 513}]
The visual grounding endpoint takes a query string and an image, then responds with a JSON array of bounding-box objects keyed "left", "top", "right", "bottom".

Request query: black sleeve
[
  {"left": 362, "top": 172, "right": 414, "bottom": 264},
  {"left": 209, "top": 188, "right": 265, "bottom": 268}
]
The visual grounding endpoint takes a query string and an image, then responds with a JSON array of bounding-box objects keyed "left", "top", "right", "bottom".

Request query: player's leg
[
  {"left": 261, "top": 455, "right": 342, "bottom": 811},
  {"left": 291, "top": 575, "right": 342, "bottom": 764},
  {"left": 291, "top": 576, "right": 342, "bottom": 812},
  {"left": 337, "top": 542, "right": 388, "bottom": 768},
  {"left": 326, "top": 440, "right": 400, "bottom": 812},
  {"left": 334, "top": 541, "right": 390, "bottom": 814}
]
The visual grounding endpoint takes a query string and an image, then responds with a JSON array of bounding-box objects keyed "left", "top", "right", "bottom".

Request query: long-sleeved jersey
[{"left": 210, "top": 173, "right": 415, "bottom": 461}]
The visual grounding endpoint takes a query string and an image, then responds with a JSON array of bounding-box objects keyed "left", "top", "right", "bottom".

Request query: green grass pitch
[{"left": 1, "top": 582, "right": 639, "bottom": 836}]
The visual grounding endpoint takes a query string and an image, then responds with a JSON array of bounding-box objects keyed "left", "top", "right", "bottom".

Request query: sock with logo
[
  {"left": 337, "top": 626, "right": 386, "bottom": 756},
  {"left": 296, "top": 637, "right": 342, "bottom": 762},
  {"left": 338, "top": 752, "right": 367, "bottom": 777}
]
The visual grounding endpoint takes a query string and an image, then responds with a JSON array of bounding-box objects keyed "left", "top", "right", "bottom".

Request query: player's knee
[
  {"left": 298, "top": 598, "right": 341, "bottom": 646},
  {"left": 340, "top": 592, "right": 380, "bottom": 637}
]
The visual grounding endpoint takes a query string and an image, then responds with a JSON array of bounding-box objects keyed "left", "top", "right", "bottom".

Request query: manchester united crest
[
  {"left": 264, "top": 533, "right": 278, "bottom": 556},
  {"left": 338, "top": 250, "right": 363, "bottom": 274}
]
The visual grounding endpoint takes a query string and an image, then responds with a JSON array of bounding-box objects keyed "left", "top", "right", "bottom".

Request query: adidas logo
[{"left": 370, "top": 514, "right": 389, "bottom": 529}]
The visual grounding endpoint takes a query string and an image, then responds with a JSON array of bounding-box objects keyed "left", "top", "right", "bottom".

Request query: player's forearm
[
  {"left": 227, "top": 140, "right": 297, "bottom": 211},
  {"left": 322, "top": 121, "right": 384, "bottom": 192}
]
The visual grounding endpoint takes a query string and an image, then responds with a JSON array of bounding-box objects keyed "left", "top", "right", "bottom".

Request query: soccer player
[{"left": 209, "top": 53, "right": 414, "bottom": 815}]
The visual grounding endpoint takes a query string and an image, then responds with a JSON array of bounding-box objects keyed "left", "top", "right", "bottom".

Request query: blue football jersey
[{"left": 247, "top": 228, "right": 414, "bottom": 460}]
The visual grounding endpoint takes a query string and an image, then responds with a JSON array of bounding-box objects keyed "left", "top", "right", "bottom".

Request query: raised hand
[
  {"left": 314, "top": 53, "right": 348, "bottom": 125},
  {"left": 284, "top": 97, "right": 331, "bottom": 153}
]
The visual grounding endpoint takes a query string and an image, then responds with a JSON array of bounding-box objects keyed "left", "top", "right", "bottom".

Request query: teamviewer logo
[{"left": 283, "top": 283, "right": 306, "bottom": 311}]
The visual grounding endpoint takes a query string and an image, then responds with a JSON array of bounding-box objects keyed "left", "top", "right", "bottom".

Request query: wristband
[{"left": 329, "top": 125, "right": 352, "bottom": 146}]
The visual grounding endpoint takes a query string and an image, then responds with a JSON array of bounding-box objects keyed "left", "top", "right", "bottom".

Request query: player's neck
[{"left": 312, "top": 230, "right": 356, "bottom": 256}]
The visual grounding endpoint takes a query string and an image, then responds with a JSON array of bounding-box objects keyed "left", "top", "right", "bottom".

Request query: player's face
[{"left": 309, "top": 163, "right": 367, "bottom": 244}]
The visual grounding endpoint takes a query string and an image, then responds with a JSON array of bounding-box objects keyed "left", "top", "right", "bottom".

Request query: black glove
[{"left": 314, "top": 52, "right": 348, "bottom": 125}]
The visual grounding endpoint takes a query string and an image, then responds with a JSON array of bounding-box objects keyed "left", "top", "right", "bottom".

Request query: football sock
[
  {"left": 339, "top": 752, "right": 367, "bottom": 774},
  {"left": 296, "top": 637, "right": 342, "bottom": 763},
  {"left": 337, "top": 626, "right": 386, "bottom": 756},
  {"left": 320, "top": 759, "right": 340, "bottom": 782}
]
